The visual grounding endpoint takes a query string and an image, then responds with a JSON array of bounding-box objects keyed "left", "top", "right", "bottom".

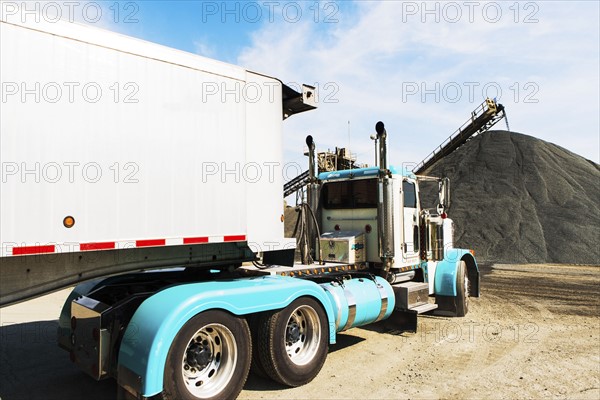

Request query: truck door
[{"left": 402, "top": 180, "right": 420, "bottom": 264}]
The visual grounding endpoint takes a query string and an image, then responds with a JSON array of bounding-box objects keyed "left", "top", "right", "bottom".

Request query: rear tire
[
  {"left": 254, "top": 297, "right": 328, "bottom": 387},
  {"left": 248, "top": 314, "right": 268, "bottom": 379},
  {"left": 163, "top": 310, "right": 251, "bottom": 400}
]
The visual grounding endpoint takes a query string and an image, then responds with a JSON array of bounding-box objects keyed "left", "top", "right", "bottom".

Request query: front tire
[
  {"left": 253, "top": 297, "right": 328, "bottom": 387},
  {"left": 435, "top": 260, "right": 469, "bottom": 317},
  {"left": 455, "top": 260, "right": 469, "bottom": 317},
  {"left": 163, "top": 310, "right": 251, "bottom": 400}
]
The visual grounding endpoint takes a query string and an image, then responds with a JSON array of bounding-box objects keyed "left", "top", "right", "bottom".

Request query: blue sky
[
  {"left": 104, "top": 1, "right": 359, "bottom": 63},
  {"left": 16, "top": 1, "right": 600, "bottom": 166}
]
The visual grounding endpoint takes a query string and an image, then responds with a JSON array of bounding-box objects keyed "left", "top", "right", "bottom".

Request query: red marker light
[
  {"left": 334, "top": 224, "right": 340, "bottom": 231},
  {"left": 441, "top": 212, "right": 447, "bottom": 219},
  {"left": 365, "top": 224, "right": 372, "bottom": 233}
]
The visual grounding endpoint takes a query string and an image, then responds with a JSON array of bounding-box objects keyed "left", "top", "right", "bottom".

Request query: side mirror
[{"left": 439, "top": 177, "right": 451, "bottom": 211}]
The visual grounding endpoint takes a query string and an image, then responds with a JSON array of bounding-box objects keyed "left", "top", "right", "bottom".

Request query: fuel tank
[{"left": 320, "top": 275, "right": 395, "bottom": 332}]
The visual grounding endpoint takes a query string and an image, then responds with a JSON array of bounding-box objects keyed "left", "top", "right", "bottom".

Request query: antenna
[
  {"left": 348, "top": 120, "right": 352, "bottom": 172},
  {"left": 347, "top": 120, "right": 351, "bottom": 149}
]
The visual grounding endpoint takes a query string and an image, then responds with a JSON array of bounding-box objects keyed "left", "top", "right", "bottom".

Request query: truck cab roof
[{"left": 318, "top": 166, "right": 416, "bottom": 182}]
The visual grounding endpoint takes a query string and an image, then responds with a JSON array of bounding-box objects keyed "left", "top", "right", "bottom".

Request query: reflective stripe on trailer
[
  {"left": 6, "top": 235, "right": 247, "bottom": 256},
  {"left": 12, "top": 245, "right": 56, "bottom": 256},
  {"left": 80, "top": 242, "right": 116, "bottom": 251}
]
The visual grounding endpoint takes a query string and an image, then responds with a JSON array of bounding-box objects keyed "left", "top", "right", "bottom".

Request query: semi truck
[{"left": 0, "top": 15, "right": 479, "bottom": 400}]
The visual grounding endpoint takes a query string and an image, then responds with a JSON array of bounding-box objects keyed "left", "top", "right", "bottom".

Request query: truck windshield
[{"left": 321, "top": 179, "right": 378, "bottom": 209}]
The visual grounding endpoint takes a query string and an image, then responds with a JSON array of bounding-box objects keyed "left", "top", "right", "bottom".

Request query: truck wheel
[
  {"left": 247, "top": 314, "right": 268, "bottom": 379},
  {"left": 435, "top": 260, "right": 469, "bottom": 317},
  {"left": 255, "top": 297, "right": 328, "bottom": 387},
  {"left": 455, "top": 260, "right": 469, "bottom": 317},
  {"left": 163, "top": 310, "right": 251, "bottom": 400}
]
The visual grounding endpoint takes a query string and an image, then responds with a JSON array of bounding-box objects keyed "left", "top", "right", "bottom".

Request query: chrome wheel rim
[
  {"left": 180, "top": 323, "right": 237, "bottom": 398},
  {"left": 285, "top": 305, "right": 321, "bottom": 366}
]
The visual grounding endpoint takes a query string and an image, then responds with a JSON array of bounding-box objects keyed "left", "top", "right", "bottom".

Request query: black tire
[
  {"left": 163, "top": 310, "right": 251, "bottom": 400},
  {"left": 116, "top": 385, "right": 137, "bottom": 400},
  {"left": 435, "top": 260, "right": 469, "bottom": 317},
  {"left": 247, "top": 314, "right": 268, "bottom": 379},
  {"left": 455, "top": 260, "right": 469, "bottom": 317},
  {"left": 254, "top": 297, "right": 328, "bottom": 387}
]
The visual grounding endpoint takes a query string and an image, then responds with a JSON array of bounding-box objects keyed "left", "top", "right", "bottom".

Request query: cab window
[
  {"left": 403, "top": 181, "right": 417, "bottom": 208},
  {"left": 322, "top": 179, "right": 377, "bottom": 209}
]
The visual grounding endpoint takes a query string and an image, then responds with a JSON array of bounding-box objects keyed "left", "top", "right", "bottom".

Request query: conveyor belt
[
  {"left": 414, "top": 99, "right": 506, "bottom": 174},
  {"left": 283, "top": 170, "right": 310, "bottom": 197}
]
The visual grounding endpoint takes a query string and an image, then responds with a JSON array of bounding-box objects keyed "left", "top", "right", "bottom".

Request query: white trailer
[
  {"left": 1, "top": 16, "right": 315, "bottom": 305},
  {"left": 0, "top": 13, "right": 478, "bottom": 400}
]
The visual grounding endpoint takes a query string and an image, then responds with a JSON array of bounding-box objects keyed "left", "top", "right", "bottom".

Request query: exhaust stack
[
  {"left": 376, "top": 121, "right": 387, "bottom": 170},
  {"left": 375, "top": 122, "right": 395, "bottom": 276},
  {"left": 305, "top": 135, "right": 321, "bottom": 264},
  {"left": 307, "top": 135, "right": 316, "bottom": 183}
]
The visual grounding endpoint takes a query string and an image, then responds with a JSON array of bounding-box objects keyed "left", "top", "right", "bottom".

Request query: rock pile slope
[{"left": 422, "top": 130, "right": 600, "bottom": 264}]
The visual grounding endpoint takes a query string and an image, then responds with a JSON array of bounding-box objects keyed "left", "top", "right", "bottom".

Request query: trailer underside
[{"left": 0, "top": 243, "right": 254, "bottom": 307}]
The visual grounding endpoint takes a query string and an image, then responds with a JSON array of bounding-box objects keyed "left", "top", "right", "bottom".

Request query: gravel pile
[{"left": 421, "top": 130, "right": 600, "bottom": 264}]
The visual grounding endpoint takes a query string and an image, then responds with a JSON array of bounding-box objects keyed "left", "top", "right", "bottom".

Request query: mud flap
[
  {"left": 382, "top": 309, "right": 418, "bottom": 333},
  {"left": 433, "top": 295, "right": 460, "bottom": 317},
  {"left": 116, "top": 385, "right": 138, "bottom": 400}
]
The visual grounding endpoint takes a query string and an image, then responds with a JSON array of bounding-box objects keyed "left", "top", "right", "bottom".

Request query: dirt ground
[{"left": 1, "top": 263, "right": 598, "bottom": 400}]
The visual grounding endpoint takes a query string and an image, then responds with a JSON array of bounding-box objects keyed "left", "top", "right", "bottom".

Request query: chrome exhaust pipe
[
  {"left": 305, "top": 135, "right": 321, "bottom": 263},
  {"left": 376, "top": 121, "right": 387, "bottom": 170},
  {"left": 375, "top": 122, "right": 394, "bottom": 275}
]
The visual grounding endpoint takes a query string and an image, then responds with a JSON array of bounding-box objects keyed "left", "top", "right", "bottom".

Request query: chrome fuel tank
[{"left": 320, "top": 275, "right": 395, "bottom": 332}]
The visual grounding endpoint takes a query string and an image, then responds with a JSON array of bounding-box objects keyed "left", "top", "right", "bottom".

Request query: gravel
[{"left": 421, "top": 130, "right": 600, "bottom": 264}]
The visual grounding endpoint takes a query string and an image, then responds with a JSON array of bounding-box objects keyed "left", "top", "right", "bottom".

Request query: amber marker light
[{"left": 63, "top": 216, "right": 75, "bottom": 228}]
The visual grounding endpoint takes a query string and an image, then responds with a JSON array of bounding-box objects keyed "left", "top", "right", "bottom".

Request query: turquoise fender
[
  {"left": 434, "top": 248, "right": 479, "bottom": 296},
  {"left": 117, "top": 275, "right": 336, "bottom": 397}
]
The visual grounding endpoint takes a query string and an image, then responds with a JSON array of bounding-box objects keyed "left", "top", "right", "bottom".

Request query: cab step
[
  {"left": 392, "top": 281, "right": 430, "bottom": 310},
  {"left": 409, "top": 302, "right": 438, "bottom": 314},
  {"left": 384, "top": 282, "right": 438, "bottom": 333}
]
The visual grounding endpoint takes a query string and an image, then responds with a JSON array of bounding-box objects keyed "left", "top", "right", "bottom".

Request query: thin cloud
[
  {"left": 238, "top": 1, "right": 599, "bottom": 165},
  {"left": 193, "top": 39, "right": 216, "bottom": 58}
]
